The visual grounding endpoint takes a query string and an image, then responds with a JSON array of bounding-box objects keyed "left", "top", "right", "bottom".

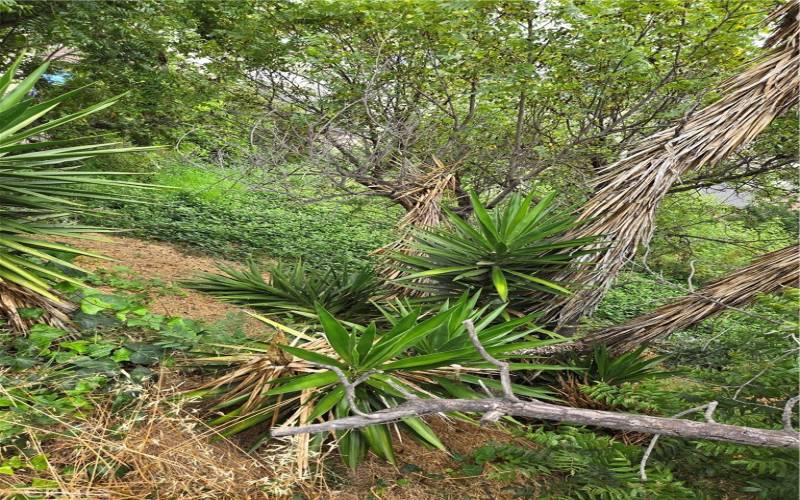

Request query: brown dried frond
[
  {"left": 585, "top": 244, "right": 799, "bottom": 349},
  {"left": 372, "top": 156, "right": 456, "bottom": 292},
  {"left": 0, "top": 281, "right": 75, "bottom": 333}
]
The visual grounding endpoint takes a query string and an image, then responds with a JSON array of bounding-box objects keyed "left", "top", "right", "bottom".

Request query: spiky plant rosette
[
  {"left": 185, "top": 259, "right": 384, "bottom": 322},
  {"left": 390, "top": 190, "right": 601, "bottom": 311},
  {"left": 0, "top": 54, "right": 158, "bottom": 331},
  {"left": 187, "top": 293, "right": 571, "bottom": 468}
]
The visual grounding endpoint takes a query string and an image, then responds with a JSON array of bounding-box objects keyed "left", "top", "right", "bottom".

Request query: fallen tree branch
[
  {"left": 271, "top": 396, "right": 799, "bottom": 448},
  {"left": 272, "top": 321, "right": 799, "bottom": 450}
]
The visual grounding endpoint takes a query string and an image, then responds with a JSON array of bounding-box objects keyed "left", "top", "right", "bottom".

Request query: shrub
[
  {"left": 0, "top": 54, "right": 154, "bottom": 329},
  {"left": 185, "top": 259, "right": 383, "bottom": 321}
]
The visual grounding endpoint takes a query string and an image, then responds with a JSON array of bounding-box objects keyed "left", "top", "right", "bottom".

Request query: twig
[
  {"left": 732, "top": 349, "right": 799, "bottom": 400},
  {"left": 318, "top": 365, "right": 381, "bottom": 419},
  {"left": 640, "top": 402, "right": 718, "bottom": 481},
  {"left": 271, "top": 338, "right": 799, "bottom": 452},
  {"left": 783, "top": 395, "right": 800, "bottom": 432},
  {"left": 464, "top": 320, "right": 518, "bottom": 401},
  {"left": 686, "top": 260, "right": 696, "bottom": 292}
]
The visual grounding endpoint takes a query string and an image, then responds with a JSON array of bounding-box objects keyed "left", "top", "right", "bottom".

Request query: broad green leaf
[
  {"left": 491, "top": 266, "right": 509, "bottom": 302},
  {"left": 277, "top": 344, "right": 344, "bottom": 369},
  {"left": 315, "top": 304, "right": 354, "bottom": 364},
  {"left": 403, "top": 416, "right": 446, "bottom": 451},
  {"left": 266, "top": 371, "right": 338, "bottom": 395},
  {"left": 362, "top": 423, "right": 396, "bottom": 464}
]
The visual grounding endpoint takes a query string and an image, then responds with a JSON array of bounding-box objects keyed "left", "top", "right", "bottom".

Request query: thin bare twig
[
  {"left": 464, "top": 319, "right": 518, "bottom": 401},
  {"left": 317, "top": 364, "right": 381, "bottom": 419},
  {"left": 640, "top": 402, "right": 718, "bottom": 481},
  {"left": 783, "top": 395, "right": 800, "bottom": 432}
]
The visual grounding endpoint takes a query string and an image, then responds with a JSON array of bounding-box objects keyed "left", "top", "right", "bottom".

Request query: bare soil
[{"left": 56, "top": 233, "right": 267, "bottom": 333}]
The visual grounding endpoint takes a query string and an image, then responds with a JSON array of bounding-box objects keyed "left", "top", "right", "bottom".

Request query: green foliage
[
  {"left": 457, "top": 426, "right": 694, "bottom": 499},
  {"left": 151, "top": 164, "right": 246, "bottom": 203},
  {"left": 85, "top": 265, "right": 183, "bottom": 298},
  {"left": 200, "top": 293, "right": 567, "bottom": 469},
  {"left": 393, "top": 191, "right": 598, "bottom": 308},
  {"left": 0, "top": 55, "right": 155, "bottom": 301},
  {"left": 0, "top": 1, "right": 243, "bottom": 145},
  {"left": 591, "top": 271, "right": 682, "bottom": 327},
  {"left": 651, "top": 192, "right": 794, "bottom": 282},
  {"left": 587, "top": 346, "right": 672, "bottom": 386},
  {"left": 186, "top": 259, "right": 383, "bottom": 321},
  {"left": 189, "top": 0, "right": 785, "bottom": 203},
  {"left": 0, "top": 285, "right": 254, "bottom": 452},
  {"left": 83, "top": 160, "right": 398, "bottom": 269}
]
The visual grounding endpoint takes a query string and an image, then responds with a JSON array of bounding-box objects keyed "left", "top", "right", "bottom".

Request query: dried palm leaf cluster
[
  {"left": 546, "top": 1, "right": 800, "bottom": 330},
  {"left": 0, "top": 281, "right": 75, "bottom": 332},
  {"left": 586, "top": 244, "right": 799, "bottom": 349},
  {"left": 371, "top": 157, "right": 455, "bottom": 286}
]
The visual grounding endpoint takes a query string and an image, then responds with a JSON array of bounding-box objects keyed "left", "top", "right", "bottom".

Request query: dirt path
[{"left": 59, "top": 234, "right": 264, "bottom": 330}]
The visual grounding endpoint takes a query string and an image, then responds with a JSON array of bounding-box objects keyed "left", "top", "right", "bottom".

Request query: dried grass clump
[{"left": 0, "top": 382, "right": 320, "bottom": 499}]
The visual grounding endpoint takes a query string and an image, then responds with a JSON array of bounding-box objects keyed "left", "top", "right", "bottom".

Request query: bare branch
[
  {"left": 271, "top": 397, "right": 800, "bottom": 449},
  {"left": 464, "top": 319, "right": 518, "bottom": 401},
  {"left": 271, "top": 309, "right": 800, "bottom": 465},
  {"left": 318, "top": 364, "right": 381, "bottom": 419},
  {"left": 640, "top": 402, "right": 719, "bottom": 481},
  {"left": 783, "top": 395, "right": 800, "bottom": 432}
]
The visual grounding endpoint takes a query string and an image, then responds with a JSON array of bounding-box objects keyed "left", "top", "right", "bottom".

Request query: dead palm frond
[
  {"left": 371, "top": 156, "right": 455, "bottom": 288},
  {"left": 545, "top": 1, "right": 799, "bottom": 330},
  {"left": 585, "top": 244, "right": 798, "bottom": 350},
  {"left": 0, "top": 281, "right": 75, "bottom": 332}
]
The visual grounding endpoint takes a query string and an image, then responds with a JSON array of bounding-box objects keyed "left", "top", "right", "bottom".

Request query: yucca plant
[
  {"left": 588, "top": 346, "right": 672, "bottom": 386},
  {"left": 0, "top": 54, "right": 157, "bottom": 331},
  {"left": 186, "top": 259, "right": 383, "bottom": 321},
  {"left": 391, "top": 190, "right": 600, "bottom": 310},
  {"left": 189, "top": 293, "right": 570, "bottom": 468}
]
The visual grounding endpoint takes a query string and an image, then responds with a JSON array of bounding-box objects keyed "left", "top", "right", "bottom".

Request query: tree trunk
[
  {"left": 542, "top": 2, "right": 799, "bottom": 331},
  {"left": 519, "top": 244, "right": 799, "bottom": 355}
]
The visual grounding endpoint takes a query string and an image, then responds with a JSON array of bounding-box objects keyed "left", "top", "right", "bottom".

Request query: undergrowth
[{"left": 81, "top": 160, "right": 400, "bottom": 269}]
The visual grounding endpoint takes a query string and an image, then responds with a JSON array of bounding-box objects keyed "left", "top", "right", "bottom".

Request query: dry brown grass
[{"left": 0, "top": 374, "right": 319, "bottom": 499}]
